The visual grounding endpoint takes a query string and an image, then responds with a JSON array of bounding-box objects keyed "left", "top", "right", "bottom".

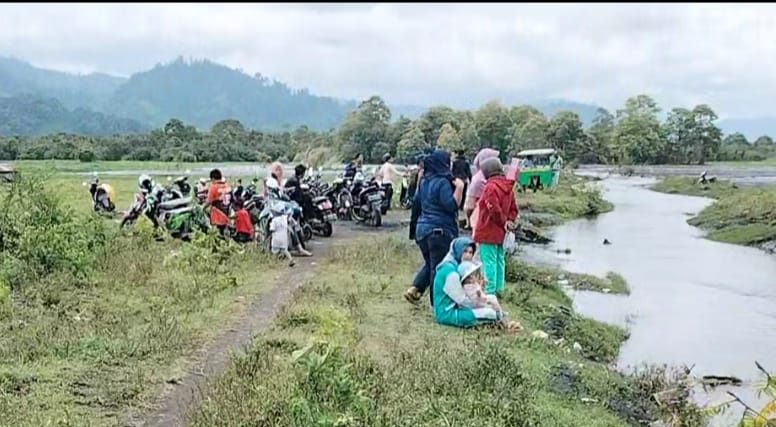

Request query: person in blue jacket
[{"left": 404, "top": 149, "right": 465, "bottom": 305}]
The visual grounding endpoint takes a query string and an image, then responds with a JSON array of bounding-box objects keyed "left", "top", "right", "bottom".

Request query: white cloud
[{"left": 2, "top": 3, "right": 776, "bottom": 117}]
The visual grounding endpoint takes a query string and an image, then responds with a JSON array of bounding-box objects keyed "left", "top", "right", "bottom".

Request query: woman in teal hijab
[{"left": 432, "top": 237, "right": 502, "bottom": 328}]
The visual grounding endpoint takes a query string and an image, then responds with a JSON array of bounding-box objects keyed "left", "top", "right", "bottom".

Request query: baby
[{"left": 458, "top": 261, "right": 505, "bottom": 316}]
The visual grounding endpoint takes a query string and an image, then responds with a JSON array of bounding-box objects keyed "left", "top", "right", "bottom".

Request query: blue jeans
[{"left": 412, "top": 230, "right": 453, "bottom": 306}]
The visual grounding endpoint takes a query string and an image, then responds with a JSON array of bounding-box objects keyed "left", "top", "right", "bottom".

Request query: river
[{"left": 521, "top": 176, "right": 776, "bottom": 423}]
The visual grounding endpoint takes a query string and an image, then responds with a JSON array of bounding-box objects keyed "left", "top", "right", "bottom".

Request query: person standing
[
  {"left": 376, "top": 153, "right": 401, "bottom": 210},
  {"left": 404, "top": 149, "right": 465, "bottom": 305},
  {"left": 473, "top": 157, "right": 519, "bottom": 297},
  {"left": 204, "top": 169, "right": 232, "bottom": 237},
  {"left": 464, "top": 148, "right": 499, "bottom": 232},
  {"left": 452, "top": 149, "right": 472, "bottom": 220}
]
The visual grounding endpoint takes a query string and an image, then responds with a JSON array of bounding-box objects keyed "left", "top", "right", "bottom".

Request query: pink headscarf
[{"left": 467, "top": 148, "right": 499, "bottom": 199}]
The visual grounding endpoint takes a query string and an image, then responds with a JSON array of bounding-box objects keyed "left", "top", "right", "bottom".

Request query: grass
[
  {"left": 650, "top": 176, "right": 740, "bottom": 199},
  {"left": 0, "top": 175, "right": 282, "bottom": 427},
  {"left": 9, "top": 159, "right": 244, "bottom": 174},
  {"left": 518, "top": 173, "right": 614, "bottom": 227},
  {"left": 652, "top": 177, "right": 776, "bottom": 247},
  {"left": 507, "top": 258, "right": 630, "bottom": 295},
  {"left": 188, "top": 234, "right": 700, "bottom": 427}
]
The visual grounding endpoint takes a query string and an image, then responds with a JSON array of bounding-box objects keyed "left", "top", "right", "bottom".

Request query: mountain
[
  {"left": 718, "top": 117, "right": 776, "bottom": 141},
  {"left": 0, "top": 94, "right": 147, "bottom": 136},
  {"left": 105, "top": 57, "right": 353, "bottom": 130},
  {"left": 0, "top": 56, "right": 125, "bottom": 110},
  {"left": 531, "top": 98, "right": 602, "bottom": 126}
]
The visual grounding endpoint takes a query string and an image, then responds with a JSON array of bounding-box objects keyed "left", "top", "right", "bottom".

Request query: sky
[{"left": 2, "top": 3, "right": 776, "bottom": 118}]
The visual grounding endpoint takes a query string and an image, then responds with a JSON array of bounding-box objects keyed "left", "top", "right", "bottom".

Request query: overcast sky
[{"left": 2, "top": 3, "right": 775, "bottom": 118}]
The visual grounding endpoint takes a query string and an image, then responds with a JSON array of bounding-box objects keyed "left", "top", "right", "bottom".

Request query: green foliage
[
  {"left": 0, "top": 174, "right": 107, "bottom": 289},
  {"left": 653, "top": 177, "right": 776, "bottom": 247},
  {"left": 338, "top": 96, "right": 392, "bottom": 162}
]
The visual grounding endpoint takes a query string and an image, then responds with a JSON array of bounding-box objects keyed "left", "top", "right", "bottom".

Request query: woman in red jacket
[{"left": 473, "top": 157, "right": 519, "bottom": 296}]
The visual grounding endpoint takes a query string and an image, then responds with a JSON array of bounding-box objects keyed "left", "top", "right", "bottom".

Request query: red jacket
[{"left": 474, "top": 175, "right": 519, "bottom": 245}]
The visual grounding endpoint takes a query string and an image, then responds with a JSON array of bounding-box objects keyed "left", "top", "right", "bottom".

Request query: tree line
[{"left": 1, "top": 94, "right": 773, "bottom": 165}]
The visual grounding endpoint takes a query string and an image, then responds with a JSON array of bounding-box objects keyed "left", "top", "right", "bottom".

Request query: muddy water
[{"left": 521, "top": 176, "right": 776, "bottom": 420}]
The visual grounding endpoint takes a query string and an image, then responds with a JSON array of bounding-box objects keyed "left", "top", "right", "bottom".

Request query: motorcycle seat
[{"left": 312, "top": 196, "right": 329, "bottom": 204}]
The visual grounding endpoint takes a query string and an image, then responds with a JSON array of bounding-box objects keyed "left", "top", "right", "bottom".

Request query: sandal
[{"left": 404, "top": 287, "right": 421, "bottom": 304}]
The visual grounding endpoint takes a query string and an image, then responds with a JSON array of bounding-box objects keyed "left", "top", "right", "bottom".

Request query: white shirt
[
  {"left": 377, "top": 162, "right": 399, "bottom": 184},
  {"left": 269, "top": 215, "right": 289, "bottom": 250}
]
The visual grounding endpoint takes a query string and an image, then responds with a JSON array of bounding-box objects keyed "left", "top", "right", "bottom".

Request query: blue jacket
[{"left": 413, "top": 149, "right": 459, "bottom": 241}]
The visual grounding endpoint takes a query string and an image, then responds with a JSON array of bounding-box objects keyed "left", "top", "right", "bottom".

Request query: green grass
[
  {"left": 507, "top": 259, "right": 630, "bottom": 295},
  {"left": 652, "top": 177, "right": 776, "bottom": 246},
  {"left": 519, "top": 174, "right": 614, "bottom": 227},
  {"left": 650, "top": 176, "right": 739, "bottom": 199},
  {"left": 10, "top": 159, "right": 245, "bottom": 174},
  {"left": 189, "top": 234, "right": 699, "bottom": 427},
  {"left": 0, "top": 175, "right": 282, "bottom": 427}
]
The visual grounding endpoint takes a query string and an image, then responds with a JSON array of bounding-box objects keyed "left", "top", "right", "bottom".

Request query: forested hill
[
  {"left": 0, "top": 95, "right": 147, "bottom": 136},
  {"left": 105, "top": 58, "right": 356, "bottom": 131}
]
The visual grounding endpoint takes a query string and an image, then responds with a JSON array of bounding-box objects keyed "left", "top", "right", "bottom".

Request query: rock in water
[{"left": 603, "top": 238, "right": 611, "bottom": 245}]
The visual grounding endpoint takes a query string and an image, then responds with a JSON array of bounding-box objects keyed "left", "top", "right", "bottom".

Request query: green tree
[
  {"left": 475, "top": 101, "right": 512, "bottom": 153},
  {"left": 338, "top": 96, "right": 391, "bottom": 162},
  {"left": 754, "top": 135, "right": 774, "bottom": 148},
  {"left": 688, "top": 104, "right": 722, "bottom": 165},
  {"left": 417, "top": 106, "right": 460, "bottom": 147},
  {"left": 723, "top": 132, "right": 749, "bottom": 146},
  {"left": 510, "top": 114, "right": 548, "bottom": 153},
  {"left": 613, "top": 95, "right": 664, "bottom": 164},
  {"left": 397, "top": 124, "right": 427, "bottom": 160},
  {"left": 458, "top": 119, "right": 480, "bottom": 155},
  {"left": 588, "top": 108, "right": 615, "bottom": 157},
  {"left": 436, "top": 123, "right": 462, "bottom": 151},
  {"left": 546, "top": 111, "right": 586, "bottom": 160},
  {"left": 663, "top": 108, "right": 694, "bottom": 164}
]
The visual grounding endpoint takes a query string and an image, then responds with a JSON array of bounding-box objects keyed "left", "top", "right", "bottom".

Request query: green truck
[{"left": 516, "top": 149, "right": 558, "bottom": 191}]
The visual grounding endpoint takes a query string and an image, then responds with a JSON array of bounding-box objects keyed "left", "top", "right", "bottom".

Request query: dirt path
[{"left": 124, "top": 216, "right": 404, "bottom": 427}]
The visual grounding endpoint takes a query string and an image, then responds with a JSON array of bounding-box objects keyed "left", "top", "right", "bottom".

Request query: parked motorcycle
[
  {"left": 87, "top": 176, "right": 116, "bottom": 214},
  {"left": 350, "top": 174, "right": 384, "bottom": 227}
]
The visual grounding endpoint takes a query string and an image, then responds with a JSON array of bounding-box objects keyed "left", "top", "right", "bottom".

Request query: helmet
[{"left": 138, "top": 174, "right": 153, "bottom": 193}]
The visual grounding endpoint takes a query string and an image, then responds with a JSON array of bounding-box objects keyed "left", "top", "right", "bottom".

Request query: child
[
  {"left": 233, "top": 200, "right": 255, "bottom": 244},
  {"left": 457, "top": 261, "right": 505, "bottom": 316},
  {"left": 269, "top": 203, "right": 295, "bottom": 267}
]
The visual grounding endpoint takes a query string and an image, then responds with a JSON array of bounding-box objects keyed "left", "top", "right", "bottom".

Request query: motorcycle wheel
[
  {"left": 302, "top": 224, "right": 313, "bottom": 242},
  {"left": 372, "top": 208, "right": 382, "bottom": 227},
  {"left": 322, "top": 222, "right": 333, "bottom": 237}
]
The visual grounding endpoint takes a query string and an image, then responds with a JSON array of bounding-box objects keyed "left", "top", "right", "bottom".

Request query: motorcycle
[
  {"left": 148, "top": 183, "right": 209, "bottom": 241},
  {"left": 350, "top": 174, "right": 384, "bottom": 227},
  {"left": 88, "top": 177, "right": 116, "bottom": 214},
  {"left": 322, "top": 175, "right": 353, "bottom": 221},
  {"left": 399, "top": 176, "right": 413, "bottom": 209}
]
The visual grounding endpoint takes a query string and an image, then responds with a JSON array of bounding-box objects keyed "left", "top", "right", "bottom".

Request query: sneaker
[{"left": 404, "top": 287, "right": 421, "bottom": 303}]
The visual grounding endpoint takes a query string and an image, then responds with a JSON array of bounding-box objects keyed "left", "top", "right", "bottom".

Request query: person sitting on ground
[
  {"left": 432, "top": 237, "right": 519, "bottom": 330},
  {"left": 269, "top": 203, "right": 295, "bottom": 267},
  {"left": 458, "top": 261, "right": 508, "bottom": 319},
  {"left": 233, "top": 199, "right": 255, "bottom": 244}
]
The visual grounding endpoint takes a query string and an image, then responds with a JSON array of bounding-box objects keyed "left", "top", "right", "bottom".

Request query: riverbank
[
  {"left": 2, "top": 169, "right": 695, "bottom": 426},
  {"left": 518, "top": 173, "right": 614, "bottom": 227},
  {"left": 652, "top": 177, "right": 776, "bottom": 250},
  {"left": 189, "top": 233, "right": 697, "bottom": 427}
]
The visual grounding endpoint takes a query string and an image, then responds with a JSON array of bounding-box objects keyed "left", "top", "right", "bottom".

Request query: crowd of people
[{"left": 405, "top": 148, "right": 523, "bottom": 331}]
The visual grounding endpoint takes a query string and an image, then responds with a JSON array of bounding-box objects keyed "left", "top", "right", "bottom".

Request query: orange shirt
[
  {"left": 235, "top": 209, "right": 254, "bottom": 236},
  {"left": 207, "top": 181, "right": 231, "bottom": 226}
]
